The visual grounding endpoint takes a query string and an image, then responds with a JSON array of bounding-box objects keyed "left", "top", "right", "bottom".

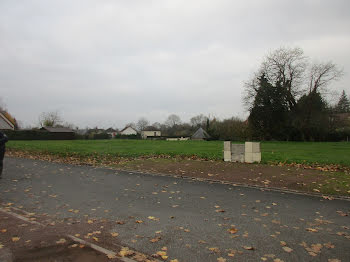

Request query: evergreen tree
[
  {"left": 248, "top": 74, "right": 290, "bottom": 140},
  {"left": 336, "top": 90, "right": 350, "bottom": 113},
  {"left": 293, "top": 91, "right": 329, "bottom": 141}
]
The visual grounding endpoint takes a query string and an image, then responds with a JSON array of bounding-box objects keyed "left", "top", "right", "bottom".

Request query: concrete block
[
  {"left": 245, "top": 152, "right": 261, "bottom": 163},
  {"left": 232, "top": 144, "right": 245, "bottom": 154},
  {"left": 224, "top": 151, "right": 232, "bottom": 162},
  {"left": 245, "top": 142, "right": 260, "bottom": 153},
  {"left": 224, "top": 141, "right": 232, "bottom": 151},
  {"left": 253, "top": 152, "right": 261, "bottom": 163},
  {"left": 232, "top": 153, "right": 245, "bottom": 163},
  {"left": 231, "top": 144, "right": 245, "bottom": 163}
]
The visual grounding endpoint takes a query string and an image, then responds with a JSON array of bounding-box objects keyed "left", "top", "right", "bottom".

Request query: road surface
[{"left": 0, "top": 157, "right": 349, "bottom": 262}]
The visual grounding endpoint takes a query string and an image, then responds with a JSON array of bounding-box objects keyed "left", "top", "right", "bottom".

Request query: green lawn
[{"left": 6, "top": 140, "right": 350, "bottom": 167}]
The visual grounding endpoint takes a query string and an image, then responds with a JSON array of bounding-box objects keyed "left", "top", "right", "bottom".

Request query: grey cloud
[{"left": 1, "top": 0, "right": 349, "bottom": 128}]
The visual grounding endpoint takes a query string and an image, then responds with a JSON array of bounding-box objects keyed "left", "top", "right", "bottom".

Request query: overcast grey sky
[{"left": 1, "top": 0, "right": 349, "bottom": 129}]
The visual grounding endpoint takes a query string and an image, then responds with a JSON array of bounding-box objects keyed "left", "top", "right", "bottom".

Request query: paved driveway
[{"left": 1, "top": 157, "right": 349, "bottom": 262}]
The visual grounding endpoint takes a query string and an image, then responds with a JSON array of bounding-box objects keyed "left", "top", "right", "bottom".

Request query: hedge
[{"left": 2, "top": 130, "right": 76, "bottom": 140}]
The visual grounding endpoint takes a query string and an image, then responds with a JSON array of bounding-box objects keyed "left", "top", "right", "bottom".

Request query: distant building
[
  {"left": 106, "top": 128, "right": 117, "bottom": 138},
  {"left": 141, "top": 130, "right": 161, "bottom": 139},
  {"left": 191, "top": 127, "right": 210, "bottom": 140},
  {"left": 120, "top": 126, "right": 138, "bottom": 135},
  {"left": 40, "top": 126, "right": 76, "bottom": 140},
  {"left": 0, "top": 111, "right": 15, "bottom": 130},
  {"left": 166, "top": 137, "right": 190, "bottom": 141},
  {"left": 41, "top": 127, "right": 75, "bottom": 133}
]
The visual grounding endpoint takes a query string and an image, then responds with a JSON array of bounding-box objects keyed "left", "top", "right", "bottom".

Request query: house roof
[
  {"left": 41, "top": 127, "right": 74, "bottom": 133},
  {"left": 191, "top": 127, "right": 210, "bottom": 139},
  {"left": 106, "top": 127, "right": 116, "bottom": 132},
  {"left": 141, "top": 130, "right": 161, "bottom": 132},
  {"left": 120, "top": 126, "right": 137, "bottom": 133},
  {"left": 0, "top": 111, "right": 15, "bottom": 129}
]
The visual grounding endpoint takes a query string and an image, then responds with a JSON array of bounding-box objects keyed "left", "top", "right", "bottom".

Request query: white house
[
  {"left": 0, "top": 111, "right": 15, "bottom": 130},
  {"left": 120, "top": 126, "right": 138, "bottom": 135},
  {"left": 141, "top": 130, "right": 161, "bottom": 139}
]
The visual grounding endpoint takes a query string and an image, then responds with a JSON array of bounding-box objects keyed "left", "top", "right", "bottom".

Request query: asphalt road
[{"left": 1, "top": 157, "right": 349, "bottom": 262}]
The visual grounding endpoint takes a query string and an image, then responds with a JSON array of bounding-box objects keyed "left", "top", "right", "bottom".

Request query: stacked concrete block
[
  {"left": 244, "top": 142, "right": 261, "bottom": 163},
  {"left": 231, "top": 144, "right": 245, "bottom": 162},
  {"left": 223, "top": 141, "right": 232, "bottom": 162}
]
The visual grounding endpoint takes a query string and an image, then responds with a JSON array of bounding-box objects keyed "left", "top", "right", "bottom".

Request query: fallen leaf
[
  {"left": 148, "top": 216, "right": 159, "bottom": 221},
  {"left": 228, "top": 227, "right": 238, "bottom": 234},
  {"left": 156, "top": 251, "right": 167, "bottom": 260},
  {"left": 133, "top": 253, "right": 147, "bottom": 261},
  {"left": 310, "top": 243, "right": 323, "bottom": 253},
  {"left": 111, "top": 232, "right": 119, "bottom": 237},
  {"left": 12, "top": 236, "right": 21, "bottom": 242},
  {"left": 336, "top": 211, "right": 348, "bottom": 217},
  {"left": 135, "top": 220, "right": 143, "bottom": 224},
  {"left": 324, "top": 242, "right": 335, "bottom": 249},
  {"left": 217, "top": 257, "right": 226, "bottom": 262},
  {"left": 306, "top": 228, "right": 318, "bottom": 232},
  {"left": 282, "top": 247, "right": 293, "bottom": 253},
  {"left": 150, "top": 236, "right": 161, "bottom": 243},
  {"left": 243, "top": 246, "right": 254, "bottom": 250},
  {"left": 280, "top": 241, "right": 287, "bottom": 246},
  {"left": 56, "top": 238, "right": 66, "bottom": 244},
  {"left": 119, "top": 247, "right": 134, "bottom": 257},
  {"left": 107, "top": 253, "right": 116, "bottom": 259},
  {"left": 208, "top": 247, "right": 220, "bottom": 253}
]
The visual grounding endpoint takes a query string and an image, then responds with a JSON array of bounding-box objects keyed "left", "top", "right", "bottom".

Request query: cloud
[{"left": 0, "top": 0, "right": 349, "bottom": 128}]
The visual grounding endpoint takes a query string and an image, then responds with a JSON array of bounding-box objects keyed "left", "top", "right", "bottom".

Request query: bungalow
[
  {"left": 191, "top": 127, "right": 210, "bottom": 140},
  {"left": 120, "top": 126, "right": 138, "bottom": 135},
  {"left": 141, "top": 130, "right": 161, "bottom": 139},
  {"left": 106, "top": 127, "right": 117, "bottom": 138},
  {"left": 40, "top": 126, "right": 75, "bottom": 140},
  {"left": 0, "top": 111, "right": 15, "bottom": 130}
]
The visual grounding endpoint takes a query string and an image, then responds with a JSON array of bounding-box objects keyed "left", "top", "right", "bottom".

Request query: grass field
[{"left": 6, "top": 140, "right": 350, "bottom": 167}]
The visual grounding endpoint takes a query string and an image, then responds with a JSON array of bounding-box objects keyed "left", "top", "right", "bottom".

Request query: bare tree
[
  {"left": 39, "top": 111, "right": 63, "bottom": 127},
  {"left": 307, "top": 61, "right": 343, "bottom": 94},
  {"left": 125, "top": 122, "right": 137, "bottom": 130},
  {"left": 136, "top": 117, "right": 149, "bottom": 131},
  {"left": 165, "top": 114, "right": 181, "bottom": 127},
  {"left": 152, "top": 122, "right": 162, "bottom": 130},
  {"left": 190, "top": 114, "right": 207, "bottom": 127},
  {"left": 0, "top": 97, "right": 6, "bottom": 112},
  {"left": 244, "top": 47, "right": 308, "bottom": 110}
]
